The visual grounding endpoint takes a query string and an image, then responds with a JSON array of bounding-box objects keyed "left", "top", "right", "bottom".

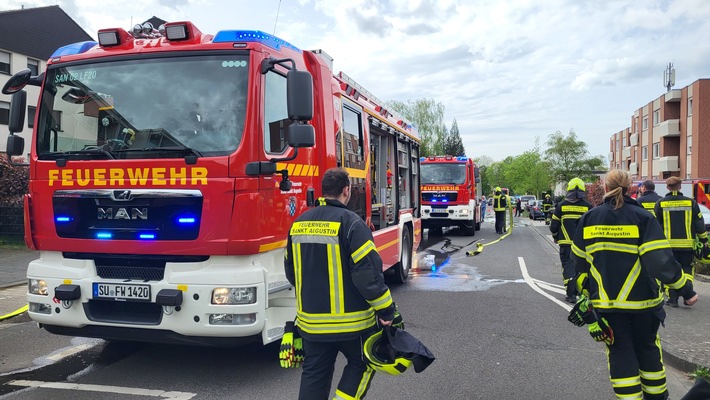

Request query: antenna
[
  {"left": 273, "top": 0, "right": 282, "bottom": 35},
  {"left": 664, "top": 62, "right": 675, "bottom": 92}
]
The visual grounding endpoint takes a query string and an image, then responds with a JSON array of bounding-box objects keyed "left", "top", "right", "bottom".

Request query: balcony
[
  {"left": 629, "top": 162, "right": 638, "bottom": 175},
  {"left": 653, "top": 119, "right": 680, "bottom": 141},
  {"left": 657, "top": 156, "right": 679, "bottom": 172},
  {"left": 608, "top": 152, "right": 614, "bottom": 162},
  {"left": 622, "top": 147, "right": 631, "bottom": 159},
  {"left": 630, "top": 133, "right": 638, "bottom": 146},
  {"left": 665, "top": 89, "right": 681, "bottom": 102}
]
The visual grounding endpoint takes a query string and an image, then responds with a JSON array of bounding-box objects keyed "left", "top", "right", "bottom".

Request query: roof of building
[{"left": 0, "top": 5, "right": 94, "bottom": 61}]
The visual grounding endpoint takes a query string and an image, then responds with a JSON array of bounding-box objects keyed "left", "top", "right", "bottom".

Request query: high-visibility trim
[
  {"left": 638, "top": 240, "right": 671, "bottom": 255},
  {"left": 352, "top": 240, "right": 376, "bottom": 263},
  {"left": 259, "top": 239, "right": 287, "bottom": 252},
  {"left": 297, "top": 309, "right": 374, "bottom": 322},
  {"left": 290, "top": 221, "right": 341, "bottom": 237},
  {"left": 666, "top": 273, "right": 687, "bottom": 290},
  {"left": 640, "top": 368, "right": 666, "bottom": 380},
  {"left": 292, "top": 235, "right": 339, "bottom": 244},
  {"left": 368, "top": 289, "right": 393, "bottom": 311},
  {"left": 611, "top": 375, "right": 641, "bottom": 387},
  {"left": 699, "top": 231, "right": 708, "bottom": 239},
  {"left": 614, "top": 393, "right": 643, "bottom": 400},
  {"left": 552, "top": 215, "right": 561, "bottom": 221},
  {"left": 334, "top": 389, "right": 357, "bottom": 400},
  {"left": 583, "top": 225, "right": 640, "bottom": 239},
  {"left": 294, "top": 243, "right": 303, "bottom": 311},
  {"left": 641, "top": 384, "right": 667, "bottom": 395},
  {"left": 659, "top": 200, "right": 692, "bottom": 208},
  {"left": 589, "top": 266, "right": 610, "bottom": 300},
  {"left": 641, "top": 203, "right": 655, "bottom": 210},
  {"left": 591, "top": 296, "right": 665, "bottom": 310},
  {"left": 345, "top": 167, "right": 368, "bottom": 179},
  {"left": 355, "top": 366, "right": 375, "bottom": 399},
  {"left": 686, "top": 209, "right": 692, "bottom": 239},
  {"left": 663, "top": 210, "right": 671, "bottom": 239},
  {"left": 586, "top": 241, "right": 638, "bottom": 255},
  {"left": 668, "top": 238, "right": 693, "bottom": 248},
  {"left": 328, "top": 244, "right": 341, "bottom": 314},
  {"left": 377, "top": 238, "right": 398, "bottom": 252},
  {"left": 571, "top": 244, "right": 593, "bottom": 264},
  {"left": 296, "top": 317, "right": 377, "bottom": 334},
  {"left": 561, "top": 205, "right": 589, "bottom": 213},
  {"left": 617, "top": 260, "right": 641, "bottom": 302},
  {"left": 276, "top": 162, "right": 320, "bottom": 177},
  {"left": 335, "top": 244, "right": 345, "bottom": 314}
]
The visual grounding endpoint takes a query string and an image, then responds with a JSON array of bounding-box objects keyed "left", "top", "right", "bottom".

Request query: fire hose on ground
[
  {"left": 467, "top": 205, "right": 514, "bottom": 256},
  {"left": 0, "top": 304, "right": 28, "bottom": 321}
]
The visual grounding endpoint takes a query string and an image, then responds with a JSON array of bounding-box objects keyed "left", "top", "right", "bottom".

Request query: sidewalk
[{"left": 529, "top": 221, "right": 710, "bottom": 373}]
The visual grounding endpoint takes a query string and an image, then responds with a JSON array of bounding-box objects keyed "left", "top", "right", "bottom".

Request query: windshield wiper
[
  {"left": 39, "top": 147, "right": 116, "bottom": 160},
  {"left": 114, "top": 146, "right": 203, "bottom": 158}
]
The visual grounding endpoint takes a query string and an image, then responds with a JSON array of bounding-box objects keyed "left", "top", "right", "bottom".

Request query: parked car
[
  {"left": 528, "top": 200, "right": 545, "bottom": 220},
  {"left": 520, "top": 195, "right": 536, "bottom": 211}
]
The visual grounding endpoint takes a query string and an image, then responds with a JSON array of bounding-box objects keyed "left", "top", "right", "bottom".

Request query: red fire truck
[
  {"left": 420, "top": 156, "right": 481, "bottom": 235},
  {"left": 2, "top": 22, "right": 421, "bottom": 346},
  {"left": 632, "top": 179, "right": 710, "bottom": 207}
]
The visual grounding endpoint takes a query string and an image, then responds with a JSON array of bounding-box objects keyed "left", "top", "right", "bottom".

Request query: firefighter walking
[
  {"left": 493, "top": 187, "right": 508, "bottom": 234},
  {"left": 542, "top": 194, "right": 554, "bottom": 225},
  {"left": 549, "top": 178, "right": 590, "bottom": 303},
  {"left": 284, "top": 168, "right": 396, "bottom": 400},
  {"left": 654, "top": 176, "right": 708, "bottom": 308},
  {"left": 636, "top": 180, "right": 662, "bottom": 217},
  {"left": 570, "top": 170, "right": 697, "bottom": 400}
]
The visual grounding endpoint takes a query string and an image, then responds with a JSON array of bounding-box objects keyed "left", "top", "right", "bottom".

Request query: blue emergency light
[
  {"left": 96, "top": 232, "right": 113, "bottom": 239},
  {"left": 51, "top": 41, "right": 98, "bottom": 58},
  {"left": 213, "top": 30, "right": 301, "bottom": 52},
  {"left": 139, "top": 233, "right": 156, "bottom": 240},
  {"left": 55, "top": 216, "right": 72, "bottom": 222}
]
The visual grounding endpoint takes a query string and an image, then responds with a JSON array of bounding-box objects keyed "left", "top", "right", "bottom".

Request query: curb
[{"left": 0, "top": 281, "right": 25, "bottom": 290}]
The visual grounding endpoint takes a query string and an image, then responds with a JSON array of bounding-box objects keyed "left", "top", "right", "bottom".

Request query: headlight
[
  {"left": 212, "top": 287, "right": 256, "bottom": 304},
  {"left": 459, "top": 209, "right": 469, "bottom": 215},
  {"left": 29, "top": 279, "right": 48, "bottom": 295}
]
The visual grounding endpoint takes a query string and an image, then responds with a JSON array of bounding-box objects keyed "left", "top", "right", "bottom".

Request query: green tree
[
  {"left": 387, "top": 98, "right": 446, "bottom": 157},
  {"left": 545, "top": 129, "right": 606, "bottom": 184},
  {"left": 443, "top": 119, "right": 465, "bottom": 157}
]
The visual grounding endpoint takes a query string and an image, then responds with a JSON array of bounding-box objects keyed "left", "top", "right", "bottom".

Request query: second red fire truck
[
  {"left": 420, "top": 156, "right": 482, "bottom": 235},
  {"left": 2, "top": 21, "right": 421, "bottom": 346}
]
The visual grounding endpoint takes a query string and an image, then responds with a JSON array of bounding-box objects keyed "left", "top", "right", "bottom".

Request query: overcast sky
[{"left": 5, "top": 0, "right": 710, "bottom": 162}]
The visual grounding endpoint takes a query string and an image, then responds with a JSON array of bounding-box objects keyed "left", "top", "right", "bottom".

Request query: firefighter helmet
[
  {"left": 495, "top": 187, "right": 501, "bottom": 193},
  {"left": 363, "top": 327, "right": 413, "bottom": 375},
  {"left": 545, "top": 194, "right": 550, "bottom": 199},
  {"left": 567, "top": 177, "right": 585, "bottom": 192}
]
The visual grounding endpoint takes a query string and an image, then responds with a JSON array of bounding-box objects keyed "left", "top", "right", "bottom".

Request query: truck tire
[
  {"left": 390, "top": 226, "right": 412, "bottom": 284},
  {"left": 475, "top": 209, "right": 481, "bottom": 231},
  {"left": 464, "top": 220, "right": 476, "bottom": 236}
]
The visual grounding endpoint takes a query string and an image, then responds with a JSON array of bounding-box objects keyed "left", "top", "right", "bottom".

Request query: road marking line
[
  {"left": 7, "top": 380, "right": 196, "bottom": 399},
  {"left": 532, "top": 278, "right": 565, "bottom": 290},
  {"left": 518, "top": 257, "right": 572, "bottom": 311},
  {"left": 46, "top": 344, "right": 94, "bottom": 361},
  {"left": 534, "top": 281, "right": 567, "bottom": 295}
]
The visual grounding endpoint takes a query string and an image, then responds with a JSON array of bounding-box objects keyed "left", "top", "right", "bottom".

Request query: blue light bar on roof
[
  {"left": 212, "top": 30, "right": 301, "bottom": 52},
  {"left": 457, "top": 156, "right": 468, "bottom": 162},
  {"left": 51, "top": 41, "right": 98, "bottom": 58}
]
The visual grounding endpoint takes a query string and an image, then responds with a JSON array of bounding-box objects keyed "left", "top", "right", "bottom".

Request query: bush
[
  {"left": 585, "top": 179, "right": 605, "bottom": 207},
  {"left": 0, "top": 153, "right": 29, "bottom": 207}
]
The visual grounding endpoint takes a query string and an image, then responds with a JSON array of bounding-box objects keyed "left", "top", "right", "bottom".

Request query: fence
[{"left": 0, "top": 206, "right": 24, "bottom": 242}]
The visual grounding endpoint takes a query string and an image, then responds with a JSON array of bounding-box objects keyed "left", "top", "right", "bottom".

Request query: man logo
[{"left": 97, "top": 207, "right": 148, "bottom": 220}]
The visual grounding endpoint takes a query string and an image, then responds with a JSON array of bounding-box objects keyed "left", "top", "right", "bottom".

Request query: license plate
[{"left": 93, "top": 283, "right": 151, "bottom": 301}]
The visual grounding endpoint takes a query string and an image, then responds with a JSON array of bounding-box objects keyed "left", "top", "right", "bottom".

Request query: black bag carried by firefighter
[{"left": 363, "top": 326, "right": 435, "bottom": 375}]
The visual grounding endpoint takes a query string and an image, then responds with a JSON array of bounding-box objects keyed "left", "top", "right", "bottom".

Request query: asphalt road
[{"left": 0, "top": 216, "right": 697, "bottom": 399}]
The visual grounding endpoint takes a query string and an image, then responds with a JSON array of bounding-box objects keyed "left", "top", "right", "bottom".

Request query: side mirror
[
  {"left": 287, "top": 70, "right": 313, "bottom": 121},
  {"left": 6, "top": 134, "right": 25, "bottom": 156},
  {"left": 8, "top": 91, "right": 27, "bottom": 134},
  {"left": 286, "top": 123, "right": 315, "bottom": 148},
  {"left": 2, "top": 68, "right": 32, "bottom": 94}
]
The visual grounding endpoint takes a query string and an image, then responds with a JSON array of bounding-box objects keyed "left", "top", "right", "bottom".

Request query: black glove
[{"left": 568, "top": 297, "right": 596, "bottom": 326}]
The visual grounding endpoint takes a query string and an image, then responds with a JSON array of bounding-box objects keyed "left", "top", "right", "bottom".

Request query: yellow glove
[{"left": 279, "top": 321, "right": 295, "bottom": 368}]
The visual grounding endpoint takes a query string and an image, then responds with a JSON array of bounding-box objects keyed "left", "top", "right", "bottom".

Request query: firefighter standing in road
[
  {"left": 549, "top": 178, "right": 590, "bottom": 303},
  {"left": 542, "top": 194, "right": 554, "bottom": 225},
  {"left": 571, "top": 169, "right": 697, "bottom": 400},
  {"left": 637, "top": 180, "right": 662, "bottom": 217},
  {"left": 654, "top": 176, "right": 708, "bottom": 308},
  {"left": 284, "top": 168, "right": 395, "bottom": 400},
  {"left": 493, "top": 187, "right": 508, "bottom": 234}
]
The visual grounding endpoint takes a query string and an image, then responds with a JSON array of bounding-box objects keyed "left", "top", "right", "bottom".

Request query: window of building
[
  {"left": 0, "top": 51, "right": 10, "bottom": 75},
  {"left": 652, "top": 143, "right": 660, "bottom": 159},
  {"left": 688, "top": 136, "right": 692, "bottom": 155},
  {"left": 0, "top": 101, "right": 9, "bottom": 125},
  {"left": 688, "top": 98, "right": 693, "bottom": 116},
  {"left": 616, "top": 138, "right": 620, "bottom": 151},
  {"left": 27, "top": 58, "right": 39, "bottom": 76},
  {"left": 27, "top": 106, "right": 36, "bottom": 128},
  {"left": 653, "top": 110, "right": 660, "bottom": 126},
  {"left": 642, "top": 117, "right": 648, "bottom": 130},
  {"left": 642, "top": 145, "right": 648, "bottom": 160}
]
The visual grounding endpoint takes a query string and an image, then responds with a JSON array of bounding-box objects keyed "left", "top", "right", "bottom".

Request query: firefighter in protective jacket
[
  {"left": 654, "top": 176, "right": 708, "bottom": 307},
  {"left": 636, "top": 180, "right": 662, "bottom": 217},
  {"left": 549, "top": 178, "right": 590, "bottom": 303},
  {"left": 284, "top": 168, "right": 395, "bottom": 400},
  {"left": 493, "top": 187, "right": 508, "bottom": 234},
  {"left": 542, "top": 194, "right": 554, "bottom": 225},
  {"left": 571, "top": 170, "right": 697, "bottom": 400}
]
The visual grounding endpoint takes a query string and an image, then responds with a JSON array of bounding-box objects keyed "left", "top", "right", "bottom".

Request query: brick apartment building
[{"left": 609, "top": 79, "right": 710, "bottom": 180}]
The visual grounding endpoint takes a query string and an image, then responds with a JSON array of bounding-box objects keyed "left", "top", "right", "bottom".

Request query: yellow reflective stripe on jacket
[
  {"left": 296, "top": 315, "right": 377, "bottom": 334},
  {"left": 583, "top": 225, "right": 640, "bottom": 239},
  {"left": 367, "top": 289, "right": 393, "bottom": 311},
  {"left": 668, "top": 238, "right": 694, "bottom": 248},
  {"left": 571, "top": 244, "right": 593, "bottom": 264},
  {"left": 293, "top": 243, "right": 303, "bottom": 311},
  {"left": 591, "top": 296, "right": 665, "bottom": 310},
  {"left": 586, "top": 242, "right": 638, "bottom": 255},
  {"left": 328, "top": 243, "right": 345, "bottom": 314},
  {"left": 666, "top": 273, "right": 688, "bottom": 290},
  {"left": 589, "top": 266, "right": 610, "bottom": 301},
  {"left": 297, "top": 308, "right": 374, "bottom": 322},
  {"left": 352, "top": 240, "right": 376, "bottom": 263},
  {"left": 638, "top": 239, "right": 671, "bottom": 255},
  {"left": 617, "top": 260, "right": 641, "bottom": 302},
  {"left": 290, "top": 221, "right": 340, "bottom": 237},
  {"left": 659, "top": 200, "right": 692, "bottom": 208},
  {"left": 561, "top": 205, "right": 589, "bottom": 213}
]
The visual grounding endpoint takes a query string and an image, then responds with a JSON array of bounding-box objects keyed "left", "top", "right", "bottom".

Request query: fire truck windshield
[
  {"left": 36, "top": 54, "right": 249, "bottom": 159},
  {"left": 421, "top": 163, "right": 466, "bottom": 185}
]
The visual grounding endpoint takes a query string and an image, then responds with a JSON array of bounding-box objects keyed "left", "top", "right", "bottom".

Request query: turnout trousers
[
  {"left": 558, "top": 245, "right": 576, "bottom": 298},
  {"left": 602, "top": 312, "right": 668, "bottom": 400},
  {"left": 668, "top": 250, "right": 695, "bottom": 302},
  {"left": 494, "top": 211, "right": 506, "bottom": 234},
  {"left": 299, "top": 336, "right": 375, "bottom": 400}
]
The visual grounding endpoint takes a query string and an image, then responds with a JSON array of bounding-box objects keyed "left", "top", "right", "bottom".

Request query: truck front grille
[{"left": 85, "top": 300, "right": 162, "bottom": 325}]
